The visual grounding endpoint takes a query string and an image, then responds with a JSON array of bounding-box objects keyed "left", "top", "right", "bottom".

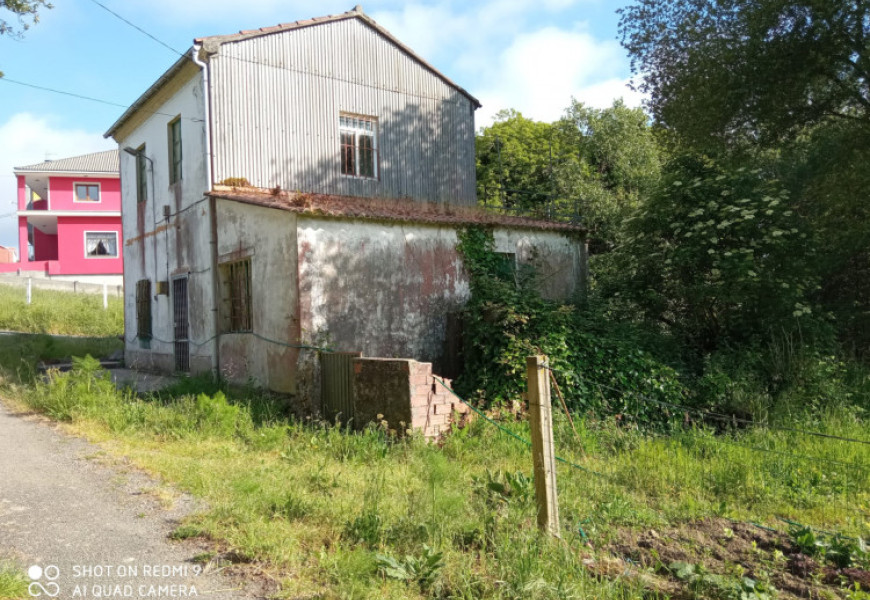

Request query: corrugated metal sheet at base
[
  {"left": 209, "top": 17, "right": 476, "bottom": 205},
  {"left": 321, "top": 351, "right": 362, "bottom": 424}
]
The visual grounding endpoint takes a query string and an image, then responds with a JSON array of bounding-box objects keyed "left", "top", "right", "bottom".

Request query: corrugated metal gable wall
[{"left": 209, "top": 18, "right": 476, "bottom": 204}]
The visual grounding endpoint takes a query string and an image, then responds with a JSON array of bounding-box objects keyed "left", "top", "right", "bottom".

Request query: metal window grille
[
  {"left": 168, "top": 118, "right": 182, "bottom": 183},
  {"left": 135, "top": 279, "right": 152, "bottom": 339},
  {"left": 225, "top": 259, "right": 252, "bottom": 332},
  {"left": 172, "top": 277, "right": 190, "bottom": 372},
  {"left": 339, "top": 115, "right": 378, "bottom": 179}
]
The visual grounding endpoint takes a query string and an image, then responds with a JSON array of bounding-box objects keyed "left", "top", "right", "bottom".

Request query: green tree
[
  {"left": 619, "top": 0, "right": 870, "bottom": 148},
  {"left": 2, "top": 0, "right": 52, "bottom": 36},
  {"left": 475, "top": 101, "right": 661, "bottom": 240},
  {"left": 612, "top": 155, "right": 815, "bottom": 354}
]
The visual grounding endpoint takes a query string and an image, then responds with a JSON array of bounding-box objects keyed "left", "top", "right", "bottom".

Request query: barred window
[
  {"left": 222, "top": 259, "right": 252, "bottom": 333},
  {"left": 339, "top": 114, "right": 378, "bottom": 179},
  {"left": 136, "top": 279, "right": 152, "bottom": 340}
]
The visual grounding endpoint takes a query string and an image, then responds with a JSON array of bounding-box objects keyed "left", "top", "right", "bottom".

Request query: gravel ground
[{"left": 0, "top": 401, "right": 258, "bottom": 600}]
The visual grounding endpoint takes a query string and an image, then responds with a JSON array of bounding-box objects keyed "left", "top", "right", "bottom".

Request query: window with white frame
[
  {"left": 74, "top": 183, "right": 100, "bottom": 203},
  {"left": 340, "top": 114, "right": 378, "bottom": 179},
  {"left": 85, "top": 231, "right": 118, "bottom": 258}
]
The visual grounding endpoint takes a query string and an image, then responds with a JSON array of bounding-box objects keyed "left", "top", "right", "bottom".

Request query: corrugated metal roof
[
  {"left": 208, "top": 187, "right": 586, "bottom": 233},
  {"left": 14, "top": 150, "right": 119, "bottom": 174},
  {"left": 197, "top": 5, "right": 481, "bottom": 108}
]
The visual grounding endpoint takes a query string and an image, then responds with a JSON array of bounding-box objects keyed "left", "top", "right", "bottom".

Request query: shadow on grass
[{"left": 0, "top": 332, "right": 123, "bottom": 384}]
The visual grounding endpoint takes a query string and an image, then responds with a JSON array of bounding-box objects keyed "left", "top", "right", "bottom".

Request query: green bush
[{"left": 455, "top": 226, "right": 690, "bottom": 425}]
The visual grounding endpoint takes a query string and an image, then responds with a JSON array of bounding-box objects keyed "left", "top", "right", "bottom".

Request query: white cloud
[
  {"left": 0, "top": 113, "right": 115, "bottom": 247},
  {"left": 474, "top": 27, "right": 642, "bottom": 127}
]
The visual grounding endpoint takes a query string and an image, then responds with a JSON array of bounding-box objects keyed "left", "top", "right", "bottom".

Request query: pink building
[{"left": 0, "top": 150, "right": 123, "bottom": 284}]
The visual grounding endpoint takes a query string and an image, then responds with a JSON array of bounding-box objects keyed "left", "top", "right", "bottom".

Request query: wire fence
[{"left": 435, "top": 361, "right": 869, "bottom": 542}]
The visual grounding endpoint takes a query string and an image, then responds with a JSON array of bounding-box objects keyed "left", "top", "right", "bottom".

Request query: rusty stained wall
[
  {"left": 215, "top": 199, "right": 299, "bottom": 392},
  {"left": 492, "top": 229, "right": 587, "bottom": 302},
  {"left": 118, "top": 71, "right": 215, "bottom": 375},
  {"left": 296, "top": 217, "right": 471, "bottom": 365}
]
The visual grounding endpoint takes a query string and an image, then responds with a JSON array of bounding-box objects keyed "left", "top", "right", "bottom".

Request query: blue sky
[{"left": 0, "top": 0, "right": 637, "bottom": 247}]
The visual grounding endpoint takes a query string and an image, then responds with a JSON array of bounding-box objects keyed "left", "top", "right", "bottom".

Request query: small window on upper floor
[
  {"left": 340, "top": 114, "right": 378, "bottom": 179},
  {"left": 136, "top": 144, "right": 148, "bottom": 203},
  {"left": 74, "top": 183, "right": 100, "bottom": 203},
  {"left": 168, "top": 116, "right": 182, "bottom": 184}
]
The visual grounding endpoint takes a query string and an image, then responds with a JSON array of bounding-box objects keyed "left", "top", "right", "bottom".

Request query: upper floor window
[
  {"left": 85, "top": 231, "right": 118, "bottom": 258},
  {"left": 136, "top": 145, "right": 148, "bottom": 203},
  {"left": 168, "top": 117, "right": 182, "bottom": 184},
  {"left": 74, "top": 183, "right": 100, "bottom": 203},
  {"left": 340, "top": 114, "right": 378, "bottom": 179}
]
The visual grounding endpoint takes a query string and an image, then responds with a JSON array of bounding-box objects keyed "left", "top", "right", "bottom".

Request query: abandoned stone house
[{"left": 104, "top": 5, "right": 587, "bottom": 405}]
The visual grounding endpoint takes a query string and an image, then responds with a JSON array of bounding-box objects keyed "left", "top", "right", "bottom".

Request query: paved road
[{"left": 0, "top": 402, "right": 255, "bottom": 600}]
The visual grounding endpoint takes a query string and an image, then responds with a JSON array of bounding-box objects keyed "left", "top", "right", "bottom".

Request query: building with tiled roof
[
  {"left": 103, "top": 6, "right": 587, "bottom": 415},
  {"left": 0, "top": 150, "right": 122, "bottom": 284}
]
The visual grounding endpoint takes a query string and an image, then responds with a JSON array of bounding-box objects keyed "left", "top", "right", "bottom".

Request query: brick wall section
[{"left": 352, "top": 357, "right": 470, "bottom": 440}]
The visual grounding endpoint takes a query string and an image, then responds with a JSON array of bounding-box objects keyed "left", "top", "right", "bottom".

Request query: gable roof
[
  {"left": 195, "top": 5, "right": 481, "bottom": 108},
  {"left": 14, "top": 150, "right": 119, "bottom": 175}
]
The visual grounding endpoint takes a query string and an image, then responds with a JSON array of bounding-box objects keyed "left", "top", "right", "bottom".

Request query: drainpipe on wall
[{"left": 192, "top": 43, "right": 221, "bottom": 379}]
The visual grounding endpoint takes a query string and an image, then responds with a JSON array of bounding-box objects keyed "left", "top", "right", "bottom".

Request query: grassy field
[
  {"left": 0, "top": 284, "right": 123, "bottom": 336},
  {"left": 0, "top": 341, "right": 867, "bottom": 600}
]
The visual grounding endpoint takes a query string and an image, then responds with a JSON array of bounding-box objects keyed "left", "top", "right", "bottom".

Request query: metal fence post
[
  {"left": 527, "top": 355, "right": 560, "bottom": 537},
  {"left": 103, "top": 283, "right": 108, "bottom": 310},
  {"left": 26, "top": 278, "right": 32, "bottom": 305}
]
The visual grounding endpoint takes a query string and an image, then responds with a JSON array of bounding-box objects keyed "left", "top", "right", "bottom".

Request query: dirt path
[{"left": 0, "top": 401, "right": 256, "bottom": 599}]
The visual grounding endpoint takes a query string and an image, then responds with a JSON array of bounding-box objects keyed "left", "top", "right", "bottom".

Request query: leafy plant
[
  {"left": 827, "top": 535, "right": 869, "bottom": 570},
  {"left": 375, "top": 545, "right": 444, "bottom": 591},
  {"left": 472, "top": 469, "right": 533, "bottom": 506},
  {"left": 788, "top": 526, "right": 828, "bottom": 559},
  {"left": 668, "top": 561, "right": 776, "bottom": 600}
]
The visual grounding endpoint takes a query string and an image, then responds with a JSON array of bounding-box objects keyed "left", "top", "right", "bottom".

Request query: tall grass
[
  {"left": 0, "top": 284, "right": 123, "bottom": 336},
  {"left": 12, "top": 357, "right": 869, "bottom": 599},
  {"left": 0, "top": 563, "right": 27, "bottom": 600}
]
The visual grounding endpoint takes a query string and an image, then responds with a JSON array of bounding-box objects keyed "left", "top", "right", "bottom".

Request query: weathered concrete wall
[
  {"left": 116, "top": 71, "right": 214, "bottom": 375},
  {"left": 214, "top": 199, "right": 299, "bottom": 393},
  {"left": 493, "top": 229, "right": 586, "bottom": 302},
  {"left": 296, "top": 218, "right": 586, "bottom": 365},
  {"left": 296, "top": 218, "right": 471, "bottom": 364}
]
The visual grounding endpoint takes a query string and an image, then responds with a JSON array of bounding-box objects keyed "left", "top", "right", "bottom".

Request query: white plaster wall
[
  {"left": 115, "top": 72, "right": 214, "bottom": 373},
  {"left": 297, "top": 218, "right": 471, "bottom": 362},
  {"left": 296, "top": 219, "right": 586, "bottom": 369},
  {"left": 493, "top": 229, "right": 586, "bottom": 301},
  {"left": 215, "top": 200, "right": 298, "bottom": 392}
]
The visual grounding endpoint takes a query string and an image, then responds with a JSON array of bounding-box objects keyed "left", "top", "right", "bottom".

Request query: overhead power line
[{"left": 86, "top": 0, "right": 185, "bottom": 57}]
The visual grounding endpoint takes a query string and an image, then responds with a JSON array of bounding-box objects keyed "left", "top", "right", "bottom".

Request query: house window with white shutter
[{"left": 84, "top": 231, "right": 118, "bottom": 258}]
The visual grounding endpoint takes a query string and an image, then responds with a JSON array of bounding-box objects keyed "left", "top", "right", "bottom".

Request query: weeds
[
  {"left": 0, "top": 563, "right": 27, "bottom": 600},
  {"left": 2, "top": 352, "right": 869, "bottom": 599},
  {"left": 0, "top": 284, "right": 122, "bottom": 337}
]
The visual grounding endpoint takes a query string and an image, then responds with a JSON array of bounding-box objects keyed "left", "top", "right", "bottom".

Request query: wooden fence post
[{"left": 527, "top": 355, "right": 560, "bottom": 537}]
